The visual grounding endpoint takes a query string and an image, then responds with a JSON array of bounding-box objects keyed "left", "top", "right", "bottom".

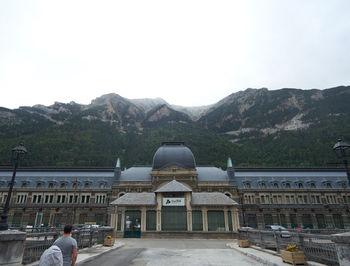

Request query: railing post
[
  {"left": 274, "top": 231, "right": 280, "bottom": 253},
  {"left": 259, "top": 230, "right": 265, "bottom": 249},
  {"left": 89, "top": 228, "right": 93, "bottom": 247},
  {"left": 297, "top": 232, "right": 305, "bottom": 251}
]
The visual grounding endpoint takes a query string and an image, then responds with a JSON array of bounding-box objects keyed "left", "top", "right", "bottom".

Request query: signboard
[{"left": 163, "top": 198, "right": 185, "bottom": 206}]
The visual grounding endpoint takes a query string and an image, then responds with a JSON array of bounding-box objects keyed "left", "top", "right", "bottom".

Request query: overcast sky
[{"left": 1, "top": 0, "right": 350, "bottom": 109}]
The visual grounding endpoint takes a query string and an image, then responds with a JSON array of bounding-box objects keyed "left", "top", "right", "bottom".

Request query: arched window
[
  {"left": 225, "top": 193, "right": 232, "bottom": 198},
  {"left": 285, "top": 183, "right": 291, "bottom": 189},
  {"left": 298, "top": 183, "right": 304, "bottom": 189},
  {"left": 273, "top": 183, "right": 279, "bottom": 188},
  {"left": 119, "top": 193, "right": 125, "bottom": 198}
]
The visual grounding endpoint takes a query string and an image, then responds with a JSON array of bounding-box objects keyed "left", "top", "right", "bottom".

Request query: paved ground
[{"left": 80, "top": 239, "right": 259, "bottom": 266}]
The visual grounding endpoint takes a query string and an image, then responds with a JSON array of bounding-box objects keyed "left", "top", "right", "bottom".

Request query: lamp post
[
  {"left": 333, "top": 139, "right": 350, "bottom": 185},
  {"left": 239, "top": 191, "right": 246, "bottom": 227},
  {"left": 0, "top": 144, "right": 27, "bottom": 231}
]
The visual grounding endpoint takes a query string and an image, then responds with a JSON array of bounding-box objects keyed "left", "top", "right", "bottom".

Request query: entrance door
[
  {"left": 162, "top": 207, "right": 187, "bottom": 231},
  {"left": 124, "top": 210, "right": 141, "bottom": 238}
]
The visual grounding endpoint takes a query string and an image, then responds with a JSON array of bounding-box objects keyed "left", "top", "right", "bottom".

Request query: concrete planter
[
  {"left": 237, "top": 239, "right": 250, "bottom": 248},
  {"left": 281, "top": 250, "right": 306, "bottom": 265},
  {"left": 103, "top": 238, "right": 115, "bottom": 246}
]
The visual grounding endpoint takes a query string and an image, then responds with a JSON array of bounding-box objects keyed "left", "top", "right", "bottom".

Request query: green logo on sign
[{"left": 166, "top": 199, "right": 171, "bottom": 204}]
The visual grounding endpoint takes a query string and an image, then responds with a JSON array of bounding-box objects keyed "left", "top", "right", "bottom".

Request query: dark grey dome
[{"left": 152, "top": 142, "right": 196, "bottom": 170}]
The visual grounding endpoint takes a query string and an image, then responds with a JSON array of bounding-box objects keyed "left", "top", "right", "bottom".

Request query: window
[
  {"left": 291, "top": 195, "right": 295, "bottom": 204},
  {"left": 84, "top": 182, "right": 89, "bottom": 188},
  {"left": 298, "top": 183, "right": 304, "bottom": 189},
  {"left": 273, "top": 195, "right": 277, "bottom": 204},
  {"left": 326, "top": 182, "right": 332, "bottom": 188},
  {"left": 244, "top": 182, "right": 251, "bottom": 189},
  {"left": 44, "top": 194, "right": 54, "bottom": 204},
  {"left": 316, "top": 195, "right": 320, "bottom": 204},
  {"left": 298, "top": 195, "right": 303, "bottom": 204},
  {"left": 60, "top": 183, "right": 66, "bottom": 189},
  {"left": 36, "top": 182, "right": 41, "bottom": 188},
  {"left": 49, "top": 183, "right": 54, "bottom": 188},
  {"left": 278, "top": 195, "right": 282, "bottom": 204},
  {"left": 21, "top": 182, "right": 27, "bottom": 188},
  {"left": 285, "top": 183, "right": 291, "bottom": 189},
  {"left": 99, "top": 182, "right": 105, "bottom": 189},
  {"left": 225, "top": 193, "right": 231, "bottom": 198},
  {"left": 95, "top": 194, "right": 106, "bottom": 204},
  {"left": 310, "top": 182, "right": 316, "bottom": 188},
  {"left": 303, "top": 195, "right": 308, "bottom": 204},
  {"left": 81, "top": 194, "right": 91, "bottom": 203},
  {"left": 56, "top": 194, "right": 66, "bottom": 203},
  {"left": 32, "top": 194, "right": 42, "bottom": 204},
  {"left": 16, "top": 193, "right": 27, "bottom": 204},
  {"left": 260, "top": 196, "right": 265, "bottom": 204},
  {"left": 326, "top": 194, "right": 337, "bottom": 204},
  {"left": 260, "top": 182, "right": 266, "bottom": 189},
  {"left": 286, "top": 195, "right": 290, "bottom": 204},
  {"left": 273, "top": 183, "right": 279, "bottom": 188}
]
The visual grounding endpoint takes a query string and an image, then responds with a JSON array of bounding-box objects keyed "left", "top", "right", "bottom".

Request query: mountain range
[{"left": 0, "top": 86, "right": 349, "bottom": 168}]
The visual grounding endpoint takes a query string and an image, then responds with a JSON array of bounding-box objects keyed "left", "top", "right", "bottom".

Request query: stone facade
[{"left": 0, "top": 142, "right": 349, "bottom": 232}]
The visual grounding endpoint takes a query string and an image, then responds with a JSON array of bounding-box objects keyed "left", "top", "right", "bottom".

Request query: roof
[
  {"left": 0, "top": 170, "right": 114, "bottom": 189},
  {"left": 152, "top": 142, "right": 196, "bottom": 170},
  {"left": 119, "top": 167, "right": 151, "bottom": 182},
  {"left": 110, "top": 192, "right": 156, "bottom": 206},
  {"left": 236, "top": 171, "right": 348, "bottom": 189},
  {"left": 155, "top": 180, "right": 192, "bottom": 193},
  {"left": 191, "top": 192, "right": 238, "bottom": 206},
  {"left": 196, "top": 167, "right": 229, "bottom": 181}
]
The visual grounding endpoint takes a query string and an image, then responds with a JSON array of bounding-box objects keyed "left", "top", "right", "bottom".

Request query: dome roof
[{"left": 152, "top": 142, "right": 196, "bottom": 170}]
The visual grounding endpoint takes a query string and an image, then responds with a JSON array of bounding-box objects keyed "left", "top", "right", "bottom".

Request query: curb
[
  {"left": 227, "top": 242, "right": 326, "bottom": 266},
  {"left": 75, "top": 243, "right": 125, "bottom": 266},
  {"left": 226, "top": 243, "right": 280, "bottom": 266},
  {"left": 26, "top": 243, "right": 125, "bottom": 266}
]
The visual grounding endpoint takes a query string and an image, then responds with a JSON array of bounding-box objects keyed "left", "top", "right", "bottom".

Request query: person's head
[{"left": 63, "top": 224, "right": 73, "bottom": 234}]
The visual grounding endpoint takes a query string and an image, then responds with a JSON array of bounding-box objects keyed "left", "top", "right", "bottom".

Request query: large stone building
[{"left": 0, "top": 142, "right": 349, "bottom": 236}]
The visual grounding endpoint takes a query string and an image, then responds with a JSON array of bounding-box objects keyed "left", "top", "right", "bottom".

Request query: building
[{"left": 0, "top": 142, "right": 349, "bottom": 236}]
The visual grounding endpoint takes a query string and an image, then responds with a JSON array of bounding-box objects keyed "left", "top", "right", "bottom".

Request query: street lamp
[
  {"left": 333, "top": 139, "right": 350, "bottom": 185},
  {"left": 0, "top": 143, "right": 27, "bottom": 231},
  {"left": 239, "top": 191, "right": 246, "bottom": 227}
]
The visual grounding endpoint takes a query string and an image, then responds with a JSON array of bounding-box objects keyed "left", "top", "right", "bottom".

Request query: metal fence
[
  {"left": 238, "top": 228, "right": 339, "bottom": 266},
  {"left": 22, "top": 227, "right": 113, "bottom": 265}
]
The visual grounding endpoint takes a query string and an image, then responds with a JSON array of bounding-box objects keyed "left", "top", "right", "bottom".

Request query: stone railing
[
  {"left": 239, "top": 228, "right": 350, "bottom": 266},
  {"left": 22, "top": 227, "right": 113, "bottom": 264}
]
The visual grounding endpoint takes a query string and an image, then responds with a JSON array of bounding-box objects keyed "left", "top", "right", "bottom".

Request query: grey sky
[{"left": 1, "top": 0, "right": 349, "bottom": 109}]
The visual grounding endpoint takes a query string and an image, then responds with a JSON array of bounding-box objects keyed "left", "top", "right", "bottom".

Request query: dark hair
[{"left": 64, "top": 224, "right": 73, "bottom": 234}]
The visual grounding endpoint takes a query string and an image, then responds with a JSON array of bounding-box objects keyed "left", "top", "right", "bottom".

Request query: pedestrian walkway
[
  {"left": 26, "top": 242, "right": 124, "bottom": 266},
  {"left": 227, "top": 241, "right": 326, "bottom": 266}
]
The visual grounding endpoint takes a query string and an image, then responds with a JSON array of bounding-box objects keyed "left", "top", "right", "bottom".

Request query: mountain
[{"left": 0, "top": 86, "right": 349, "bottom": 168}]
